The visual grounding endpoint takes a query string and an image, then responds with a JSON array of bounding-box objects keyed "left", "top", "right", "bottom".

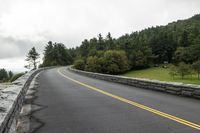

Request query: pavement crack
[{"left": 29, "top": 116, "right": 45, "bottom": 133}]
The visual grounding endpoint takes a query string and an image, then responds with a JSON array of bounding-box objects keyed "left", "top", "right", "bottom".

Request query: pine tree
[
  {"left": 181, "top": 30, "right": 189, "bottom": 47},
  {"left": 25, "top": 47, "right": 40, "bottom": 70}
]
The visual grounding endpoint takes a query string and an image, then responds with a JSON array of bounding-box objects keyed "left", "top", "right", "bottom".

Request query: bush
[
  {"left": 10, "top": 73, "right": 24, "bottom": 82},
  {"left": 85, "top": 56, "right": 101, "bottom": 72},
  {"left": 73, "top": 50, "right": 129, "bottom": 74},
  {"left": 103, "top": 50, "right": 129, "bottom": 74},
  {"left": 74, "top": 59, "right": 85, "bottom": 70}
]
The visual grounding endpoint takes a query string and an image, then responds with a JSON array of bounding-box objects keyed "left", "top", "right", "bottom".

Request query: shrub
[
  {"left": 74, "top": 59, "right": 85, "bottom": 70},
  {"left": 85, "top": 56, "right": 101, "bottom": 72},
  {"left": 103, "top": 50, "right": 129, "bottom": 74}
]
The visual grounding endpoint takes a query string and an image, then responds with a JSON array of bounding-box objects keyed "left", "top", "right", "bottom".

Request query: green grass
[{"left": 122, "top": 67, "right": 200, "bottom": 85}]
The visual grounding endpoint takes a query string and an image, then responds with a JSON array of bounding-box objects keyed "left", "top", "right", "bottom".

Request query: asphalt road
[{"left": 30, "top": 67, "right": 200, "bottom": 133}]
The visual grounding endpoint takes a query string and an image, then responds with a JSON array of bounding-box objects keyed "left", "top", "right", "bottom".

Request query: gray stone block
[
  {"left": 69, "top": 67, "right": 200, "bottom": 99},
  {"left": 0, "top": 67, "right": 52, "bottom": 133}
]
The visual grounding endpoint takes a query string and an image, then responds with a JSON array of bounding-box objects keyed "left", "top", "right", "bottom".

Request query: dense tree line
[
  {"left": 41, "top": 41, "right": 73, "bottom": 67},
  {"left": 71, "top": 14, "right": 200, "bottom": 74},
  {"left": 0, "top": 69, "right": 25, "bottom": 83},
  {"left": 39, "top": 14, "right": 200, "bottom": 75},
  {"left": 0, "top": 69, "right": 11, "bottom": 82}
]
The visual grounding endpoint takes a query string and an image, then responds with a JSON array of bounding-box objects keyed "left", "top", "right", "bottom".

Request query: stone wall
[
  {"left": 0, "top": 68, "right": 50, "bottom": 133},
  {"left": 68, "top": 67, "right": 200, "bottom": 99}
]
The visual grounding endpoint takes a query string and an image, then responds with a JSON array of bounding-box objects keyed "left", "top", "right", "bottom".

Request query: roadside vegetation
[
  {"left": 41, "top": 41, "right": 73, "bottom": 67},
  {"left": 0, "top": 69, "right": 24, "bottom": 83},
  {"left": 122, "top": 64, "right": 200, "bottom": 85},
  {"left": 71, "top": 14, "right": 200, "bottom": 74},
  {"left": 25, "top": 14, "right": 200, "bottom": 85}
]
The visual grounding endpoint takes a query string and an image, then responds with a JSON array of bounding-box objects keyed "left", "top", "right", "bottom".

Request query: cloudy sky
[{"left": 0, "top": 0, "right": 199, "bottom": 72}]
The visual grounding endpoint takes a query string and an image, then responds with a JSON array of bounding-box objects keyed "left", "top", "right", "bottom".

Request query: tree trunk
[{"left": 33, "top": 60, "right": 36, "bottom": 70}]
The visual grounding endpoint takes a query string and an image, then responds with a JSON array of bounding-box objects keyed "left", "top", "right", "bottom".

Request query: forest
[{"left": 41, "top": 14, "right": 200, "bottom": 77}]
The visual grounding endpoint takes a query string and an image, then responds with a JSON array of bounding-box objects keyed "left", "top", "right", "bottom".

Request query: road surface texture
[{"left": 30, "top": 67, "right": 200, "bottom": 133}]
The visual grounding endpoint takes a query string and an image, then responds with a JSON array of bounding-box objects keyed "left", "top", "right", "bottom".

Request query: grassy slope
[{"left": 122, "top": 67, "right": 200, "bottom": 85}]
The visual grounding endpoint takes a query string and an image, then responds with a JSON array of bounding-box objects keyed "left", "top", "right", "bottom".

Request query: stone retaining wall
[
  {"left": 0, "top": 68, "right": 50, "bottom": 133},
  {"left": 68, "top": 67, "right": 200, "bottom": 99}
]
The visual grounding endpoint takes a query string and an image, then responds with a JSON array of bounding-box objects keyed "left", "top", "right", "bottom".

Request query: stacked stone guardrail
[
  {"left": 0, "top": 67, "right": 50, "bottom": 133},
  {"left": 68, "top": 67, "right": 200, "bottom": 99}
]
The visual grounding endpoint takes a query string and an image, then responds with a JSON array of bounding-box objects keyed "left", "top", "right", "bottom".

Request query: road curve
[{"left": 30, "top": 67, "right": 200, "bottom": 133}]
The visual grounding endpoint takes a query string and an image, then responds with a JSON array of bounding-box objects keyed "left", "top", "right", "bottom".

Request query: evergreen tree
[
  {"left": 105, "top": 32, "right": 114, "bottom": 50},
  {"left": 25, "top": 47, "right": 40, "bottom": 70},
  {"left": 8, "top": 71, "right": 13, "bottom": 79},
  {"left": 0, "top": 69, "right": 8, "bottom": 82},
  {"left": 42, "top": 42, "right": 73, "bottom": 66},
  {"left": 181, "top": 30, "right": 189, "bottom": 47}
]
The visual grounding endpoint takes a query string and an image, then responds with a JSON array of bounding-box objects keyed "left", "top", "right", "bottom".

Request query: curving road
[{"left": 30, "top": 67, "right": 200, "bottom": 133}]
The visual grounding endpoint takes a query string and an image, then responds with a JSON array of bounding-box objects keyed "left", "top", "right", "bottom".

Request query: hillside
[{"left": 70, "top": 14, "right": 200, "bottom": 74}]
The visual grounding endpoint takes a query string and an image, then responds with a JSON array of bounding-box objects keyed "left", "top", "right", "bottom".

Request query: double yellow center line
[{"left": 58, "top": 68, "right": 200, "bottom": 131}]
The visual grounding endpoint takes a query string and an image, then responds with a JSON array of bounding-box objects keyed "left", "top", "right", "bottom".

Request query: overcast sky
[{"left": 0, "top": 0, "right": 199, "bottom": 72}]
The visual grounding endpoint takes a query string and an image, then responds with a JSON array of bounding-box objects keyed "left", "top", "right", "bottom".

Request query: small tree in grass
[
  {"left": 169, "top": 65, "right": 178, "bottom": 79},
  {"left": 177, "top": 62, "right": 191, "bottom": 79},
  {"left": 192, "top": 60, "right": 200, "bottom": 79}
]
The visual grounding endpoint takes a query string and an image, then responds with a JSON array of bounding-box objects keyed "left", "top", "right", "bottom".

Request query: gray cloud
[{"left": 0, "top": 36, "right": 45, "bottom": 59}]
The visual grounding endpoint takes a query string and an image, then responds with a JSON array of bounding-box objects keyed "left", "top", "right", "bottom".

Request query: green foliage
[
  {"left": 169, "top": 65, "right": 178, "bottom": 79},
  {"left": 0, "top": 69, "right": 8, "bottom": 82},
  {"left": 85, "top": 56, "right": 101, "bottom": 72},
  {"left": 169, "top": 61, "right": 200, "bottom": 80},
  {"left": 71, "top": 14, "right": 200, "bottom": 73},
  {"left": 102, "top": 50, "right": 129, "bottom": 74},
  {"left": 168, "top": 62, "right": 193, "bottom": 79},
  {"left": 74, "top": 59, "right": 85, "bottom": 70},
  {"left": 42, "top": 41, "right": 73, "bottom": 67},
  {"left": 192, "top": 60, "right": 200, "bottom": 79},
  {"left": 180, "top": 30, "right": 189, "bottom": 47},
  {"left": 10, "top": 73, "right": 24, "bottom": 82},
  {"left": 123, "top": 66, "right": 200, "bottom": 85},
  {"left": 129, "top": 46, "right": 153, "bottom": 68},
  {"left": 25, "top": 47, "right": 40, "bottom": 70},
  {"left": 81, "top": 50, "right": 129, "bottom": 74},
  {"left": 176, "top": 62, "right": 192, "bottom": 79},
  {"left": 174, "top": 47, "right": 194, "bottom": 64},
  {"left": 0, "top": 69, "right": 16, "bottom": 82}
]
